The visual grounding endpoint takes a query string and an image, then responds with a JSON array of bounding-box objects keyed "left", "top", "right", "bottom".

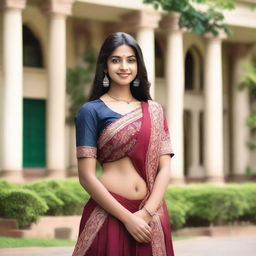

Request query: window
[{"left": 23, "top": 25, "right": 43, "bottom": 67}]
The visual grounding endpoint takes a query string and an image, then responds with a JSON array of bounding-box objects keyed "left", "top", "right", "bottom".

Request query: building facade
[{"left": 0, "top": 0, "right": 256, "bottom": 184}]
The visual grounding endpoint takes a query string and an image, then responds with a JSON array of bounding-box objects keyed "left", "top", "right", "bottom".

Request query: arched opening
[
  {"left": 185, "top": 46, "right": 204, "bottom": 91},
  {"left": 155, "top": 39, "right": 164, "bottom": 77},
  {"left": 23, "top": 25, "right": 43, "bottom": 67},
  {"left": 185, "top": 51, "right": 194, "bottom": 90}
]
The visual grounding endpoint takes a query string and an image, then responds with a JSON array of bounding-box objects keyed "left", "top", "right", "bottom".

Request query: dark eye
[
  {"left": 128, "top": 58, "right": 136, "bottom": 63},
  {"left": 111, "top": 58, "right": 120, "bottom": 63}
]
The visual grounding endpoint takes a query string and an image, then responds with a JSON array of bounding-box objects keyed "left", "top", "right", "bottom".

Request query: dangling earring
[
  {"left": 103, "top": 72, "right": 110, "bottom": 87},
  {"left": 133, "top": 77, "right": 140, "bottom": 87}
]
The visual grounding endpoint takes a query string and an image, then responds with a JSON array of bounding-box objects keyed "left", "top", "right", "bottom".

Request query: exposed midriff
[{"left": 99, "top": 156, "right": 147, "bottom": 200}]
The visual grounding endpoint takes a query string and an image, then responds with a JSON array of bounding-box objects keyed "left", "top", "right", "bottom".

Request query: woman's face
[{"left": 106, "top": 44, "right": 138, "bottom": 87}]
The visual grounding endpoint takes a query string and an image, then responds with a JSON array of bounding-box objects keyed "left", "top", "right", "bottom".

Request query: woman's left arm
[{"left": 134, "top": 154, "right": 171, "bottom": 223}]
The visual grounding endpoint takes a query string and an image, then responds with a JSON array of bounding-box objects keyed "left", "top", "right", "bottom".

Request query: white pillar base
[
  {"left": 169, "top": 178, "right": 186, "bottom": 186},
  {"left": 205, "top": 176, "right": 225, "bottom": 185},
  {"left": 0, "top": 170, "right": 24, "bottom": 184},
  {"left": 46, "top": 169, "right": 67, "bottom": 179}
]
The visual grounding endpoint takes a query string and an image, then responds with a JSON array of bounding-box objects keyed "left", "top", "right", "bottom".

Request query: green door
[{"left": 23, "top": 99, "right": 46, "bottom": 167}]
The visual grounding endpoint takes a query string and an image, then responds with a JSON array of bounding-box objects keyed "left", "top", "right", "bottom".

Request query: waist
[{"left": 99, "top": 157, "right": 147, "bottom": 200}]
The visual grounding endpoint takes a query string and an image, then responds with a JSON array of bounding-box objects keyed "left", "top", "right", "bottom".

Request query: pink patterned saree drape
[{"left": 72, "top": 100, "right": 175, "bottom": 256}]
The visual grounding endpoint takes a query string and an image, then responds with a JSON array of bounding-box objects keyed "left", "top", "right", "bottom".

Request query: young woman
[{"left": 72, "top": 32, "right": 175, "bottom": 256}]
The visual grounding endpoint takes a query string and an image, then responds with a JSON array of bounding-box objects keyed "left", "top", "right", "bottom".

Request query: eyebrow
[{"left": 110, "top": 55, "right": 136, "bottom": 58}]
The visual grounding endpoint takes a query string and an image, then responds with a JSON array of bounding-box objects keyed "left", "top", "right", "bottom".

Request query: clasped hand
[{"left": 123, "top": 209, "right": 153, "bottom": 243}]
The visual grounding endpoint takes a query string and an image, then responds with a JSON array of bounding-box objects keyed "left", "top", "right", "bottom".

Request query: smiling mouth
[{"left": 117, "top": 73, "right": 131, "bottom": 78}]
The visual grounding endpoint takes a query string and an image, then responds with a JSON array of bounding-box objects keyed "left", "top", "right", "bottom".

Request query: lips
[{"left": 117, "top": 73, "right": 130, "bottom": 78}]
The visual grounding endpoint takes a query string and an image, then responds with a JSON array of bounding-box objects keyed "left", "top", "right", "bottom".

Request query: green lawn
[
  {"left": 0, "top": 237, "right": 76, "bottom": 248},
  {"left": 172, "top": 236, "right": 192, "bottom": 241},
  {"left": 0, "top": 236, "right": 191, "bottom": 248}
]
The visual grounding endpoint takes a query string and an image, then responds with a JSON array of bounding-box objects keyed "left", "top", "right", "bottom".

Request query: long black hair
[{"left": 88, "top": 32, "right": 152, "bottom": 102}]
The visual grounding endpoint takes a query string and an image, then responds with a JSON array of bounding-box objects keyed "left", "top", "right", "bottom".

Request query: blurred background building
[{"left": 0, "top": 0, "right": 256, "bottom": 184}]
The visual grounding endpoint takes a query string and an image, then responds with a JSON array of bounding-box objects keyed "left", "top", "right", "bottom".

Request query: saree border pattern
[
  {"left": 97, "top": 108, "right": 143, "bottom": 163},
  {"left": 72, "top": 206, "right": 107, "bottom": 256},
  {"left": 146, "top": 101, "right": 167, "bottom": 256},
  {"left": 98, "top": 107, "right": 142, "bottom": 148}
]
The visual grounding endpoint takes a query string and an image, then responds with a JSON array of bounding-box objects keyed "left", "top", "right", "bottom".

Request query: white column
[
  {"left": 204, "top": 32, "right": 226, "bottom": 184},
  {"left": 136, "top": 27, "right": 156, "bottom": 99},
  {"left": 122, "top": 11, "right": 161, "bottom": 99},
  {"left": 231, "top": 44, "right": 251, "bottom": 176},
  {"left": 43, "top": 0, "right": 74, "bottom": 177},
  {"left": 0, "top": 0, "right": 26, "bottom": 182},
  {"left": 161, "top": 13, "right": 185, "bottom": 184},
  {"left": 189, "top": 110, "right": 202, "bottom": 178}
]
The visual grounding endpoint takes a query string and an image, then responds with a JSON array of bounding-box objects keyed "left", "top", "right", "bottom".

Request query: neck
[{"left": 108, "top": 85, "right": 132, "bottom": 99}]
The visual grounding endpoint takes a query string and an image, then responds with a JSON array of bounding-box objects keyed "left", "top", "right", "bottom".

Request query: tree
[
  {"left": 143, "top": 0, "right": 235, "bottom": 35},
  {"left": 240, "top": 53, "right": 256, "bottom": 153},
  {"left": 66, "top": 47, "right": 97, "bottom": 124}
]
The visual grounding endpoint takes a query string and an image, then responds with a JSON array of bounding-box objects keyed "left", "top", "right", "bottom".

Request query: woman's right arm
[{"left": 78, "top": 157, "right": 151, "bottom": 243}]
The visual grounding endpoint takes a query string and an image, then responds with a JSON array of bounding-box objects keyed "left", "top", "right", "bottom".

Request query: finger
[
  {"left": 142, "top": 225, "right": 152, "bottom": 237},
  {"left": 134, "top": 233, "right": 145, "bottom": 243},
  {"left": 145, "top": 224, "right": 152, "bottom": 233},
  {"left": 143, "top": 227, "right": 151, "bottom": 239},
  {"left": 137, "top": 229, "right": 151, "bottom": 243},
  {"left": 136, "top": 233, "right": 150, "bottom": 243}
]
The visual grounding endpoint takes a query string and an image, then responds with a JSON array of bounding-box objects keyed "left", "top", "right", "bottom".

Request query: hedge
[
  {"left": 165, "top": 184, "right": 256, "bottom": 229},
  {"left": 24, "top": 179, "right": 88, "bottom": 216},
  {"left": 0, "top": 180, "right": 20, "bottom": 191},
  {"left": 1, "top": 179, "right": 256, "bottom": 230},
  {"left": 0, "top": 188, "right": 48, "bottom": 228}
]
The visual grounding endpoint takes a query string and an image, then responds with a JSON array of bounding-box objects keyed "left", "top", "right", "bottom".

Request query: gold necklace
[{"left": 107, "top": 93, "right": 133, "bottom": 104}]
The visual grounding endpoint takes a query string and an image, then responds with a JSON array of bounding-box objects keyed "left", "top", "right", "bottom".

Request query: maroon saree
[{"left": 73, "top": 100, "right": 175, "bottom": 256}]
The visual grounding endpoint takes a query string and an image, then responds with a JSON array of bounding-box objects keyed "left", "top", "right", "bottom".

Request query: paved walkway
[
  {"left": 0, "top": 236, "right": 255, "bottom": 256},
  {"left": 174, "top": 236, "right": 256, "bottom": 256}
]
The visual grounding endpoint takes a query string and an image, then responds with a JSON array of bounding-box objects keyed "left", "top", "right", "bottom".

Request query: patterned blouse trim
[
  {"left": 160, "top": 139, "right": 174, "bottom": 157},
  {"left": 77, "top": 146, "right": 97, "bottom": 158}
]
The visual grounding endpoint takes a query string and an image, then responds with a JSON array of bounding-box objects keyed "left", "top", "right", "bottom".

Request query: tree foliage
[
  {"left": 239, "top": 52, "right": 256, "bottom": 171},
  {"left": 240, "top": 53, "right": 256, "bottom": 132},
  {"left": 66, "top": 47, "right": 97, "bottom": 124},
  {"left": 143, "top": 0, "right": 235, "bottom": 35}
]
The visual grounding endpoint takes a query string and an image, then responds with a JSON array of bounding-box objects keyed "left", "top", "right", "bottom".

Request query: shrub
[
  {"left": 0, "top": 189, "right": 48, "bottom": 228},
  {"left": 238, "top": 183, "right": 256, "bottom": 223},
  {"left": 165, "top": 187, "right": 192, "bottom": 230},
  {"left": 61, "top": 178, "right": 89, "bottom": 204},
  {"left": 24, "top": 180, "right": 64, "bottom": 216},
  {"left": 55, "top": 186, "right": 82, "bottom": 215},
  {"left": 210, "top": 187, "right": 248, "bottom": 223},
  {"left": 0, "top": 180, "right": 19, "bottom": 191},
  {"left": 36, "top": 191, "right": 64, "bottom": 216},
  {"left": 24, "top": 178, "right": 88, "bottom": 216},
  {"left": 165, "top": 184, "right": 254, "bottom": 228}
]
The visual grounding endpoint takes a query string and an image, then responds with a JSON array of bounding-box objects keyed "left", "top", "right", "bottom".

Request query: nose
[{"left": 120, "top": 60, "right": 128, "bottom": 70}]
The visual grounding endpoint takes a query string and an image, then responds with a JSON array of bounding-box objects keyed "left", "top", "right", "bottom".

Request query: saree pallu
[{"left": 73, "top": 100, "right": 175, "bottom": 256}]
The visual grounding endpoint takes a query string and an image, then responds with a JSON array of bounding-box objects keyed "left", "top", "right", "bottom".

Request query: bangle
[{"left": 143, "top": 206, "right": 155, "bottom": 217}]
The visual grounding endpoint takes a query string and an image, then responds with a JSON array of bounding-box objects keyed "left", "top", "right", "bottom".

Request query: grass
[
  {"left": 0, "top": 236, "right": 191, "bottom": 248},
  {"left": 172, "top": 236, "right": 193, "bottom": 241},
  {"left": 0, "top": 236, "right": 76, "bottom": 248}
]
